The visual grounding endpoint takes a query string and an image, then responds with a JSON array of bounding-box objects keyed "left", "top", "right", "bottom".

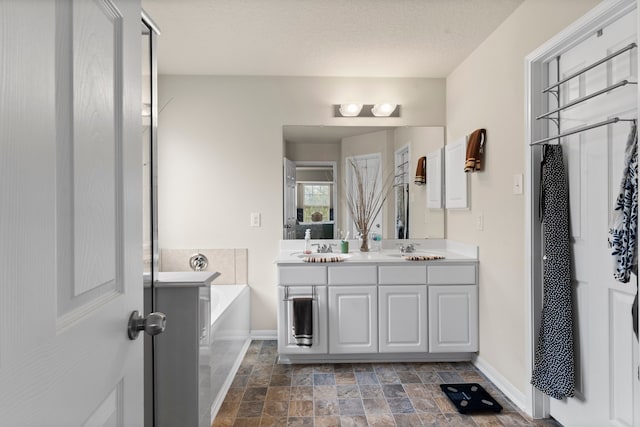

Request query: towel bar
[
  {"left": 536, "top": 80, "right": 636, "bottom": 121},
  {"left": 282, "top": 285, "right": 316, "bottom": 301},
  {"left": 530, "top": 117, "right": 636, "bottom": 146},
  {"left": 542, "top": 42, "right": 637, "bottom": 93}
]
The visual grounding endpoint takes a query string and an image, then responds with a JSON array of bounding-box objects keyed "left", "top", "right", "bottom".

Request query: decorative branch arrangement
[{"left": 344, "top": 159, "right": 395, "bottom": 251}]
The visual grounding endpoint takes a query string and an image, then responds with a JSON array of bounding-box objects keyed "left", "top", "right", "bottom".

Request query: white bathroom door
[
  {"left": 0, "top": 1, "right": 143, "bottom": 426},
  {"left": 548, "top": 10, "right": 639, "bottom": 427}
]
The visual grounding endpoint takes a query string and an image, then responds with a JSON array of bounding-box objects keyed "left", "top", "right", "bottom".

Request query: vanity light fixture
[
  {"left": 338, "top": 103, "right": 364, "bottom": 117},
  {"left": 334, "top": 103, "right": 400, "bottom": 118}
]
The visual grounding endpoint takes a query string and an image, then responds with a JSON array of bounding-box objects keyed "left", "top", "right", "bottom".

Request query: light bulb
[
  {"left": 339, "top": 103, "right": 364, "bottom": 117},
  {"left": 371, "top": 103, "right": 397, "bottom": 117}
]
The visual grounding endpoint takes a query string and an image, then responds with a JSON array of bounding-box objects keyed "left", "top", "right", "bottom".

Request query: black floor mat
[{"left": 440, "top": 383, "right": 503, "bottom": 414}]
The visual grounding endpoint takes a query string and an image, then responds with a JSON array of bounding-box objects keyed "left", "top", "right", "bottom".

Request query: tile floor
[{"left": 212, "top": 340, "right": 561, "bottom": 427}]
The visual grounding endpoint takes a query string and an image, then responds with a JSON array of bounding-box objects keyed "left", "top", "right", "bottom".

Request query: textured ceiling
[{"left": 142, "top": 0, "right": 524, "bottom": 77}]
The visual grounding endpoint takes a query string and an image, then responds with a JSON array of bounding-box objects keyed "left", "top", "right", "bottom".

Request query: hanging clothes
[
  {"left": 608, "top": 122, "right": 638, "bottom": 338},
  {"left": 531, "top": 144, "right": 575, "bottom": 400}
]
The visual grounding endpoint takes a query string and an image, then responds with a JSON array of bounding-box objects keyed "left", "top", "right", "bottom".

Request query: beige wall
[
  {"left": 157, "top": 76, "right": 446, "bottom": 331},
  {"left": 445, "top": 0, "right": 599, "bottom": 395},
  {"left": 285, "top": 140, "right": 341, "bottom": 163}
]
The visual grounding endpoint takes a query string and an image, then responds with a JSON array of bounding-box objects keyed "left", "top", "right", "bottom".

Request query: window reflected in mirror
[{"left": 293, "top": 164, "right": 336, "bottom": 239}]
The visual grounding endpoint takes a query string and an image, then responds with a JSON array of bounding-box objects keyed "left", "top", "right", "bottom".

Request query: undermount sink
[
  {"left": 384, "top": 252, "right": 442, "bottom": 258},
  {"left": 297, "top": 253, "right": 352, "bottom": 260}
]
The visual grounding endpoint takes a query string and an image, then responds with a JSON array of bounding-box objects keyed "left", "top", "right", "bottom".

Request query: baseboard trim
[
  {"left": 251, "top": 329, "right": 277, "bottom": 340},
  {"left": 473, "top": 355, "right": 528, "bottom": 415}
]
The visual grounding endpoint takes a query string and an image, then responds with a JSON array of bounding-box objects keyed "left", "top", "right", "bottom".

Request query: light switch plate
[{"left": 250, "top": 212, "right": 261, "bottom": 227}]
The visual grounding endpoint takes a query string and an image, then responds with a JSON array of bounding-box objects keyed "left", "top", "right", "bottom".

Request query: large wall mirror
[{"left": 283, "top": 126, "right": 445, "bottom": 240}]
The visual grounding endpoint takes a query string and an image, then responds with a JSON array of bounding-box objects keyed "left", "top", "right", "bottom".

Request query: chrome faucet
[
  {"left": 313, "top": 243, "right": 335, "bottom": 253},
  {"left": 399, "top": 243, "right": 417, "bottom": 254}
]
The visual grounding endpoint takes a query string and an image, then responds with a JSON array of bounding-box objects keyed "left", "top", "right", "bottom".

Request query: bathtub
[{"left": 200, "top": 284, "right": 250, "bottom": 426}]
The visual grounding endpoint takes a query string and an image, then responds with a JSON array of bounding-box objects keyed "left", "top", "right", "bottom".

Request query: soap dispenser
[{"left": 304, "top": 229, "right": 312, "bottom": 254}]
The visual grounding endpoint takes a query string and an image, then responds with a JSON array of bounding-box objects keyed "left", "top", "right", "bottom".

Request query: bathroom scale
[{"left": 440, "top": 383, "right": 503, "bottom": 414}]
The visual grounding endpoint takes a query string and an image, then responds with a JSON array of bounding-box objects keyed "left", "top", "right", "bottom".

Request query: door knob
[{"left": 128, "top": 310, "right": 166, "bottom": 340}]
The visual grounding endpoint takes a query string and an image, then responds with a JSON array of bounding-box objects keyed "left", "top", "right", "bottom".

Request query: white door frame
[
  {"left": 283, "top": 157, "right": 297, "bottom": 239},
  {"left": 524, "top": 0, "right": 638, "bottom": 418},
  {"left": 394, "top": 144, "right": 410, "bottom": 239}
]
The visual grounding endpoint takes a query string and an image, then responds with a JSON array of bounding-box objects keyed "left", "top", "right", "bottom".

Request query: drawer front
[
  {"left": 378, "top": 265, "right": 426, "bottom": 285},
  {"left": 427, "top": 264, "right": 477, "bottom": 285},
  {"left": 279, "top": 266, "right": 327, "bottom": 285},
  {"left": 328, "top": 265, "right": 377, "bottom": 285}
]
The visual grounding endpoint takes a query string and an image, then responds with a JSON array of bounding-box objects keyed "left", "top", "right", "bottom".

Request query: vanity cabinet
[
  {"left": 276, "top": 258, "right": 478, "bottom": 363},
  {"left": 328, "top": 286, "right": 378, "bottom": 353}
]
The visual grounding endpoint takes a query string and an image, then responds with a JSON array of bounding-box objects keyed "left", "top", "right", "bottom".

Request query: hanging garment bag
[{"left": 531, "top": 144, "right": 575, "bottom": 400}]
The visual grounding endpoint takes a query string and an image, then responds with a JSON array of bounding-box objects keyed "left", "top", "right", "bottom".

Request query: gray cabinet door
[
  {"left": 329, "top": 286, "right": 378, "bottom": 353},
  {"left": 379, "top": 285, "right": 428, "bottom": 353},
  {"left": 428, "top": 285, "right": 478, "bottom": 353}
]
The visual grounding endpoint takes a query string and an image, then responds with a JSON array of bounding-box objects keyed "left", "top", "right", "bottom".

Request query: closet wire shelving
[{"left": 530, "top": 41, "right": 637, "bottom": 146}]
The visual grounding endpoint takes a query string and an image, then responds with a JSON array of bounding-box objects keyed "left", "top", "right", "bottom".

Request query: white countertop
[{"left": 275, "top": 239, "right": 477, "bottom": 264}]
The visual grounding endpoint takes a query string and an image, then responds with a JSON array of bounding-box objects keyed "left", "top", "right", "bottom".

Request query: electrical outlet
[
  {"left": 513, "top": 174, "right": 523, "bottom": 195},
  {"left": 476, "top": 212, "right": 484, "bottom": 231},
  {"left": 250, "top": 212, "right": 261, "bottom": 227}
]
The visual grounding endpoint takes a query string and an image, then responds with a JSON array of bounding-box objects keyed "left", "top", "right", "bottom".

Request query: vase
[{"left": 359, "top": 232, "right": 369, "bottom": 252}]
